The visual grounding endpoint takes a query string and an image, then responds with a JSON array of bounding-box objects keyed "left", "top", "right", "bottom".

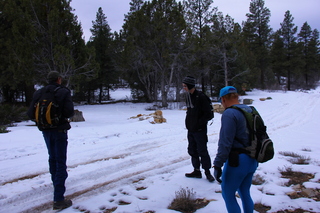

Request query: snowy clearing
[{"left": 0, "top": 88, "right": 320, "bottom": 213}]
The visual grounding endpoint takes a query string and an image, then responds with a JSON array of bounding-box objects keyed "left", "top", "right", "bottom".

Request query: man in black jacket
[
  {"left": 27, "top": 71, "right": 74, "bottom": 210},
  {"left": 182, "top": 76, "right": 214, "bottom": 182}
]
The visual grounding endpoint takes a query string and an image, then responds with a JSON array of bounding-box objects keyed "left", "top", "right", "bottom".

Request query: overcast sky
[{"left": 70, "top": 0, "right": 320, "bottom": 42}]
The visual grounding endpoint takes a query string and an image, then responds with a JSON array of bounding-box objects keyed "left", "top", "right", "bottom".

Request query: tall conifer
[
  {"left": 279, "top": 10, "right": 298, "bottom": 90},
  {"left": 89, "top": 7, "right": 115, "bottom": 103},
  {"left": 242, "top": 0, "right": 272, "bottom": 89}
]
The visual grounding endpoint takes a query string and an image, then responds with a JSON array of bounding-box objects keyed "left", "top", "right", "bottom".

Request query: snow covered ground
[{"left": 0, "top": 87, "right": 320, "bottom": 213}]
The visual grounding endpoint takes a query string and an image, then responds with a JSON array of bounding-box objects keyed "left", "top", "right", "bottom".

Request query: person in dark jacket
[
  {"left": 182, "top": 76, "right": 214, "bottom": 182},
  {"left": 213, "top": 86, "right": 258, "bottom": 213},
  {"left": 27, "top": 71, "right": 74, "bottom": 210}
]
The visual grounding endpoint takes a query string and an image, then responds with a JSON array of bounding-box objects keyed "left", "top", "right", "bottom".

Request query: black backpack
[
  {"left": 230, "top": 105, "right": 274, "bottom": 163},
  {"left": 34, "top": 86, "right": 62, "bottom": 130},
  {"left": 206, "top": 95, "right": 214, "bottom": 121},
  {"left": 196, "top": 92, "right": 214, "bottom": 122}
]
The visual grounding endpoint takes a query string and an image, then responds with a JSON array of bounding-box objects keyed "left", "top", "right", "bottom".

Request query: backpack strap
[
  {"left": 228, "top": 105, "right": 254, "bottom": 147},
  {"left": 45, "top": 85, "right": 61, "bottom": 92}
]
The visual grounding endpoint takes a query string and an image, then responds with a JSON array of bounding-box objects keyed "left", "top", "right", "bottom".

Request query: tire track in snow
[
  {"left": 0, "top": 153, "right": 131, "bottom": 186},
  {"left": 0, "top": 131, "right": 189, "bottom": 213},
  {"left": 1, "top": 137, "right": 174, "bottom": 186},
  {"left": 11, "top": 156, "right": 190, "bottom": 213},
  {"left": 260, "top": 91, "right": 320, "bottom": 133}
]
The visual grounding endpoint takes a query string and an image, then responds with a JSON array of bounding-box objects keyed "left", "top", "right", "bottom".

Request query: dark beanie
[
  {"left": 182, "top": 76, "right": 196, "bottom": 90},
  {"left": 47, "top": 71, "right": 61, "bottom": 82}
]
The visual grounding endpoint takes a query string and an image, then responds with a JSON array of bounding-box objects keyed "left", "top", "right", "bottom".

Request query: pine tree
[
  {"left": 29, "top": 0, "right": 95, "bottom": 86},
  {"left": 211, "top": 12, "right": 244, "bottom": 89},
  {"left": 153, "top": 0, "right": 187, "bottom": 107},
  {"left": 183, "top": 0, "right": 217, "bottom": 91},
  {"left": 1, "top": 0, "right": 97, "bottom": 104},
  {"left": 121, "top": 0, "right": 154, "bottom": 102},
  {"left": 279, "top": 10, "right": 298, "bottom": 90},
  {"left": 121, "top": 0, "right": 186, "bottom": 106},
  {"left": 298, "top": 22, "right": 319, "bottom": 89},
  {"left": 242, "top": 0, "right": 272, "bottom": 89},
  {"left": 270, "top": 30, "right": 286, "bottom": 88},
  {"left": 0, "top": 0, "right": 36, "bottom": 103},
  {"left": 88, "top": 7, "right": 115, "bottom": 103},
  {"left": 309, "top": 29, "right": 320, "bottom": 83}
]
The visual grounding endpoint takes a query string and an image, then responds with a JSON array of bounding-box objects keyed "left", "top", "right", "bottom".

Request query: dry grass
[
  {"left": 233, "top": 164, "right": 318, "bottom": 212},
  {"left": 118, "top": 200, "right": 131, "bottom": 205},
  {"left": 168, "top": 188, "right": 210, "bottom": 213},
  {"left": 279, "top": 151, "right": 301, "bottom": 158},
  {"left": 278, "top": 166, "right": 314, "bottom": 186},
  {"left": 275, "top": 209, "right": 316, "bottom": 213},
  {"left": 252, "top": 174, "right": 266, "bottom": 185},
  {"left": 301, "top": 148, "right": 311, "bottom": 152},
  {"left": 288, "top": 155, "right": 311, "bottom": 165},
  {"left": 279, "top": 151, "right": 311, "bottom": 165},
  {"left": 102, "top": 207, "right": 117, "bottom": 213},
  {"left": 254, "top": 203, "right": 271, "bottom": 213}
]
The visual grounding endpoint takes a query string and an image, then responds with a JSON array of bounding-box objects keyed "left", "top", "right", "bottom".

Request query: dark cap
[
  {"left": 47, "top": 71, "right": 61, "bottom": 82},
  {"left": 182, "top": 76, "right": 196, "bottom": 90}
]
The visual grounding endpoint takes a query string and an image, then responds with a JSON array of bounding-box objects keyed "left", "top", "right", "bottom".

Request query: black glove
[{"left": 213, "top": 166, "right": 222, "bottom": 183}]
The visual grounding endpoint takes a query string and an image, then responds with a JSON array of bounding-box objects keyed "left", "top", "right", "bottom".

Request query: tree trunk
[
  {"left": 25, "top": 84, "right": 35, "bottom": 106},
  {"left": 161, "top": 72, "right": 168, "bottom": 108},
  {"left": 99, "top": 85, "right": 103, "bottom": 104},
  {"left": 223, "top": 50, "right": 228, "bottom": 86}
]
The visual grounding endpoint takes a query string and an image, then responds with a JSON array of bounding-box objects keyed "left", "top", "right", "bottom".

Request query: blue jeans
[
  {"left": 187, "top": 130, "right": 211, "bottom": 170},
  {"left": 42, "top": 130, "right": 69, "bottom": 201},
  {"left": 221, "top": 153, "right": 258, "bottom": 213}
]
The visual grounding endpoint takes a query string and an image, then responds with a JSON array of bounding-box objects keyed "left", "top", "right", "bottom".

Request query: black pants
[{"left": 187, "top": 129, "right": 211, "bottom": 170}]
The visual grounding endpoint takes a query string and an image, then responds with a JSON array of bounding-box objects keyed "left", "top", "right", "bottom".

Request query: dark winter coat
[
  {"left": 27, "top": 82, "right": 74, "bottom": 131},
  {"left": 185, "top": 89, "right": 212, "bottom": 132}
]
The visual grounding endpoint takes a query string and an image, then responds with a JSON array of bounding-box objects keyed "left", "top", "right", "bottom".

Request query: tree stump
[
  {"left": 152, "top": 110, "right": 166, "bottom": 123},
  {"left": 70, "top": 109, "right": 85, "bottom": 122}
]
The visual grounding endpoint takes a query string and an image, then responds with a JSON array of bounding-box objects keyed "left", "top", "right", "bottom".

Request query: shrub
[
  {"left": 0, "top": 104, "right": 28, "bottom": 133},
  {"left": 168, "top": 187, "right": 197, "bottom": 213}
]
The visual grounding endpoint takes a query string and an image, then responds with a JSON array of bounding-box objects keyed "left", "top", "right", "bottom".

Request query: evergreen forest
[{"left": 1, "top": 0, "right": 319, "bottom": 107}]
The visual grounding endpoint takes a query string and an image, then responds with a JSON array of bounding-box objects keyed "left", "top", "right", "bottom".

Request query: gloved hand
[{"left": 213, "top": 166, "right": 222, "bottom": 183}]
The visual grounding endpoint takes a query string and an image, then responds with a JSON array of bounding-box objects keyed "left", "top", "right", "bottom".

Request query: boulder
[
  {"left": 70, "top": 109, "right": 85, "bottom": 122},
  {"left": 243, "top": 99, "right": 253, "bottom": 105}
]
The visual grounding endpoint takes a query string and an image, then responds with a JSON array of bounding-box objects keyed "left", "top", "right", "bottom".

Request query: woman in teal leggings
[{"left": 221, "top": 153, "right": 258, "bottom": 213}]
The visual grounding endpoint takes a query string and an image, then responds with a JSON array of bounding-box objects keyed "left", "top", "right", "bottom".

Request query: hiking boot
[
  {"left": 205, "top": 170, "right": 215, "bottom": 182},
  {"left": 185, "top": 170, "right": 202, "bottom": 178},
  {"left": 53, "top": 199, "right": 72, "bottom": 210}
]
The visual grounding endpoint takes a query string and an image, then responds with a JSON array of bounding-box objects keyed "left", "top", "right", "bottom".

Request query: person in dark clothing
[
  {"left": 27, "top": 71, "right": 74, "bottom": 210},
  {"left": 182, "top": 76, "right": 215, "bottom": 182}
]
